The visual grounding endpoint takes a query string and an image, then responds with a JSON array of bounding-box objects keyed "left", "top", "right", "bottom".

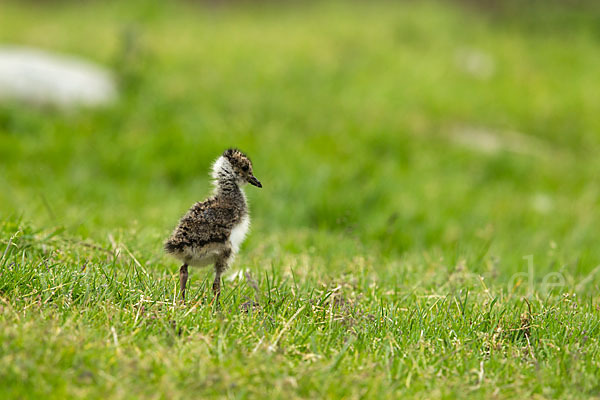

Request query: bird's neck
[{"left": 215, "top": 176, "right": 246, "bottom": 203}]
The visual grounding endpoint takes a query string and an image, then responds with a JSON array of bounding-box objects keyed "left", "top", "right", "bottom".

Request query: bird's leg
[
  {"left": 179, "top": 263, "right": 188, "bottom": 301},
  {"left": 212, "top": 261, "right": 225, "bottom": 303},
  {"left": 212, "top": 252, "right": 230, "bottom": 304},
  {"left": 212, "top": 272, "right": 221, "bottom": 303}
]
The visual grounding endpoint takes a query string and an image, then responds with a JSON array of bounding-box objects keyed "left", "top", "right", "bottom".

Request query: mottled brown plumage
[{"left": 165, "top": 148, "right": 262, "bottom": 302}]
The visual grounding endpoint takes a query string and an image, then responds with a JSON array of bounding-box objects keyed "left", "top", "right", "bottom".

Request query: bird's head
[{"left": 212, "top": 148, "right": 262, "bottom": 188}]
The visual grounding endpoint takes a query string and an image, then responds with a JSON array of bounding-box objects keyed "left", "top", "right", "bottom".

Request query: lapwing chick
[{"left": 164, "top": 148, "right": 262, "bottom": 302}]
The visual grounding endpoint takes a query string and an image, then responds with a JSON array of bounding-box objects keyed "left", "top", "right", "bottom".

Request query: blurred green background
[{"left": 1, "top": 0, "right": 599, "bottom": 274}]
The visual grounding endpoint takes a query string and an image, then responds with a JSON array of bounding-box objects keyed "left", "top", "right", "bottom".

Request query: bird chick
[{"left": 164, "top": 148, "right": 262, "bottom": 302}]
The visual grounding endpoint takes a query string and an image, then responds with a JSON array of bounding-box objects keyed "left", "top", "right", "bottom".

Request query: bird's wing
[{"left": 165, "top": 200, "right": 238, "bottom": 252}]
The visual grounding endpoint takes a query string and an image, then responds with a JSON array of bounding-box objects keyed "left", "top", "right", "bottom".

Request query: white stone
[
  {"left": 455, "top": 48, "right": 495, "bottom": 80},
  {"left": 449, "top": 125, "right": 550, "bottom": 157},
  {"left": 0, "top": 46, "right": 116, "bottom": 108}
]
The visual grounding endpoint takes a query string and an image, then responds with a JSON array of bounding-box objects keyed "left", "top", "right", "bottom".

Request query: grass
[{"left": 1, "top": 0, "right": 600, "bottom": 398}]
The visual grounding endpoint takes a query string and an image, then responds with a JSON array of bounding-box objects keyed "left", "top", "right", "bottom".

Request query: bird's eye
[{"left": 242, "top": 165, "right": 249, "bottom": 172}]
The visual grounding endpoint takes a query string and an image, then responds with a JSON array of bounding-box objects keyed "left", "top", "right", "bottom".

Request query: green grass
[{"left": 1, "top": 1, "right": 600, "bottom": 398}]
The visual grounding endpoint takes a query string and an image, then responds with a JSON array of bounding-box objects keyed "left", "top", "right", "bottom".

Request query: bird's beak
[{"left": 248, "top": 176, "right": 262, "bottom": 188}]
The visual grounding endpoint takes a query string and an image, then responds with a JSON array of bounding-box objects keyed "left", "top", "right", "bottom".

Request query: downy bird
[{"left": 164, "top": 148, "right": 262, "bottom": 302}]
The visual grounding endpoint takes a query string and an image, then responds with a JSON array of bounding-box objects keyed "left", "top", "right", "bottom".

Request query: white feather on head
[
  {"left": 211, "top": 155, "right": 233, "bottom": 182},
  {"left": 211, "top": 156, "right": 233, "bottom": 179}
]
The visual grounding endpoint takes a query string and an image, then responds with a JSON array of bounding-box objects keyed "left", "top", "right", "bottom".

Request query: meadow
[{"left": 1, "top": 1, "right": 600, "bottom": 398}]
